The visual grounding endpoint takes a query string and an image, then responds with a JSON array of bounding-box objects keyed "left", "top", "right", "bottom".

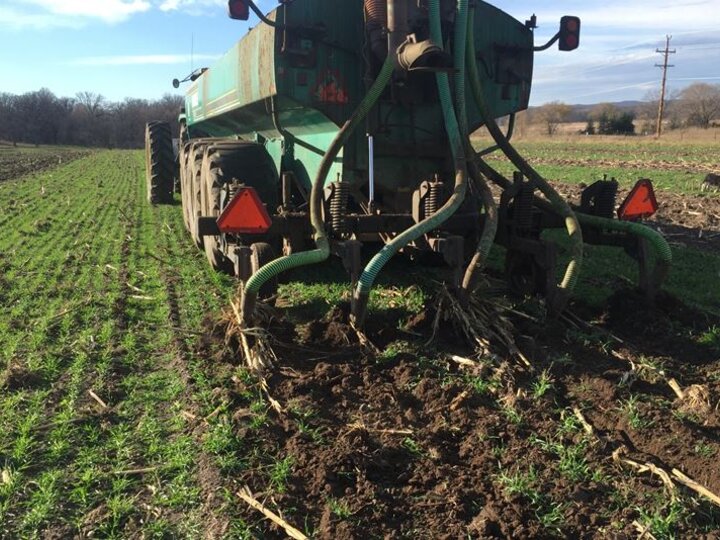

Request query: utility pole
[{"left": 655, "top": 35, "right": 676, "bottom": 137}]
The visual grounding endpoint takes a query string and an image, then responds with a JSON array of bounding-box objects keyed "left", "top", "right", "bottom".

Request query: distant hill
[{"left": 529, "top": 100, "right": 647, "bottom": 122}]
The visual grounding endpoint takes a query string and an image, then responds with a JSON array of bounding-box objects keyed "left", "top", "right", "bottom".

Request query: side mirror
[
  {"left": 228, "top": 0, "right": 249, "bottom": 20},
  {"left": 172, "top": 78, "right": 180, "bottom": 89}
]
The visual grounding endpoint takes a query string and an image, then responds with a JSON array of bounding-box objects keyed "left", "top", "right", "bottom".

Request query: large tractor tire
[
  {"left": 188, "top": 143, "right": 207, "bottom": 249},
  {"left": 178, "top": 143, "right": 191, "bottom": 232},
  {"left": 200, "top": 148, "right": 233, "bottom": 273},
  {"left": 145, "top": 121, "right": 174, "bottom": 205}
]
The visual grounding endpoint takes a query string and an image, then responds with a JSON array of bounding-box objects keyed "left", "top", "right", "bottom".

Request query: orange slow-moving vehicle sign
[
  {"left": 216, "top": 187, "right": 272, "bottom": 234},
  {"left": 618, "top": 179, "right": 658, "bottom": 221}
]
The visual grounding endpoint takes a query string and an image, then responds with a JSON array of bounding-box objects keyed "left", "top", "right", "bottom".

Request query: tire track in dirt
[
  {"left": 99, "top": 160, "right": 142, "bottom": 409},
  {"left": 66, "top": 153, "right": 215, "bottom": 538},
  {"left": 149, "top": 201, "right": 237, "bottom": 538}
]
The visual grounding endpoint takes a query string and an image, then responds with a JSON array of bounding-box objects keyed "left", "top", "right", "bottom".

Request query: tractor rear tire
[
  {"left": 250, "top": 242, "right": 278, "bottom": 300},
  {"left": 201, "top": 149, "right": 233, "bottom": 273},
  {"left": 145, "top": 121, "right": 174, "bottom": 205},
  {"left": 179, "top": 142, "right": 191, "bottom": 232},
  {"left": 188, "top": 144, "right": 206, "bottom": 249}
]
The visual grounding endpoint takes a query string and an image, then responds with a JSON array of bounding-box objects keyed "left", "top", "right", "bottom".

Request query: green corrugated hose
[
  {"left": 351, "top": 0, "right": 469, "bottom": 324},
  {"left": 465, "top": 6, "right": 583, "bottom": 295},
  {"left": 577, "top": 212, "right": 672, "bottom": 282},
  {"left": 240, "top": 54, "right": 395, "bottom": 321}
]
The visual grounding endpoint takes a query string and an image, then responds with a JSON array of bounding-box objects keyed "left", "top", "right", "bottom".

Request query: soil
[
  {"left": 0, "top": 360, "right": 46, "bottom": 391},
  {"left": 185, "top": 184, "right": 720, "bottom": 538},
  {"left": 0, "top": 148, "right": 90, "bottom": 182},
  {"left": 198, "top": 286, "right": 720, "bottom": 539}
]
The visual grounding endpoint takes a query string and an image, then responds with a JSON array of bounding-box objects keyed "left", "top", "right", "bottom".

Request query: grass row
[{"left": 0, "top": 151, "right": 239, "bottom": 538}]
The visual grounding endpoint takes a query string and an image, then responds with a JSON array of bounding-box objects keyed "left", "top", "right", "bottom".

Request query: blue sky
[{"left": 0, "top": 0, "right": 719, "bottom": 105}]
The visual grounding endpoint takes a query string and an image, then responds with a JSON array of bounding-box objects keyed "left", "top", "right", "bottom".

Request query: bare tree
[
  {"left": 678, "top": 83, "right": 720, "bottom": 128},
  {"left": 0, "top": 88, "right": 184, "bottom": 148},
  {"left": 0, "top": 93, "right": 20, "bottom": 144},
  {"left": 75, "top": 91, "right": 106, "bottom": 117},
  {"left": 536, "top": 101, "right": 572, "bottom": 136},
  {"left": 513, "top": 110, "right": 530, "bottom": 139}
]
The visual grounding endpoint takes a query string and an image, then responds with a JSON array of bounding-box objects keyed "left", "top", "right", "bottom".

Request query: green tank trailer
[{"left": 145, "top": 0, "right": 671, "bottom": 324}]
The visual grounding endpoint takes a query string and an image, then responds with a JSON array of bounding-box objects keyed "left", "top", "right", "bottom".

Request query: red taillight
[
  {"left": 559, "top": 16, "right": 581, "bottom": 51},
  {"left": 216, "top": 187, "right": 272, "bottom": 234},
  {"left": 618, "top": 179, "right": 658, "bottom": 221},
  {"left": 228, "top": 0, "right": 249, "bottom": 20}
]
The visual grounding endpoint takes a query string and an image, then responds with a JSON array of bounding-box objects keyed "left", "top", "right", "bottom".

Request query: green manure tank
[
  {"left": 146, "top": 1, "right": 670, "bottom": 325},
  {"left": 183, "top": 0, "right": 532, "bottom": 199}
]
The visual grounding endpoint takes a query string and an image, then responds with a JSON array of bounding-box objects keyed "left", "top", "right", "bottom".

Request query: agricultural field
[
  {"left": 0, "top": 144, "right": 90, "bottom": 183},
  {"left": 0, "top": 143, "right": 719, "bottom": 539},
  {"left": 482, "top": 138, "right": 720, "bottom": 193}
]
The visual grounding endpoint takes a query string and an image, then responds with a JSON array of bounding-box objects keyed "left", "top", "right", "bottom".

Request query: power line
[{"left": 655, "top": 35, "right": 676, "bottom": 138}]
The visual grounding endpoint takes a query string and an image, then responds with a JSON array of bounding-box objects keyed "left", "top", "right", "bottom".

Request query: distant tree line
[
  {"left": 585, "top": 104, "right": 636, "bottom": 135},
  {"left": 530, "top": 82, "right": 720, "bottom": 136},
  {"left": 0, "top": 88, "right": 183, "bottom": 148}
]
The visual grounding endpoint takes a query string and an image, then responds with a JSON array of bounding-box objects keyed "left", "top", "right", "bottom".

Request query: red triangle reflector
[
  {"left": 216, "top": 187, "right": 272, "bottom": 234},
  {"left": 618, "top": 179, "right": 658, "bottom": 221}
]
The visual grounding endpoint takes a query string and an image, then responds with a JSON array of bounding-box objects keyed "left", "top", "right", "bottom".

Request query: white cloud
[
  {"left": 159, "top": 0, "right": 224, "bottom": 13},
  {"left": 69, "top": 53, "right": 221, "bottom": 66},
  {"left": 157, "top": 0, "right": 278, "bottom": 16},
  {"left": 524, "top": 2, "right": 720, "bottom": 105},
  {"left": 586, "top": 1, "right": 719, "bottom": 31},
  {"left": 19, "top": 0, "right": 150, "bottom": 22},
  {"left": 0, "top": 0, "right": 274, "bottom": 28},
  {"left": 513, "top": 0, "right": 720, "bottom": 32},
  {"left": 670, "top": 76, "right": 720, "bottom": 82},
  {"left": 0, "top": 5, "right": 83, "bottom": 29},
  {"left": 0, "top": 0, "right": 151, "bottom": 28}
]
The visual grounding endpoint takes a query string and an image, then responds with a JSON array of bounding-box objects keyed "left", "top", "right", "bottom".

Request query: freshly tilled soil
[
  {"left": 201, "top": 291, "right": 720, "bottom": 539},
  {"left": 0, "top": 148, "right": 90, "bottom": 182}
]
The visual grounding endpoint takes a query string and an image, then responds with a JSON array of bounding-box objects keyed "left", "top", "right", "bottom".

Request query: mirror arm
[{"left": 533, "top": 32, "right": 560, "bottom": 52}]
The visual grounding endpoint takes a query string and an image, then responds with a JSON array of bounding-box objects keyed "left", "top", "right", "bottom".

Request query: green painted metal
[
  {"left": 184, "top": 0, "right": 534, "bottom": 199},
  {"left": 185, "top": 12, "right": 277, "bottom": 130}
]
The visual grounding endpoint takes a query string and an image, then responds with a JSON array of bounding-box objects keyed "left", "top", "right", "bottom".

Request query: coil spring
[
  {"left": 424, "top": 180, "right": 443, "bottom": 218},
  {"left": 597, "top": 181, "right": 618, "bottom": 218},
  {"left": 330, "top": 181, "right": 350, "bottom": 235},
  {"left": 222, "top": 180, "right": 241, "bottom": 212},
  {"left": 364, "top": 0, "right": 387, "bottom": 28},
  {"left": 516, "top": 184, "right": 534, "bottom": 230},
  {"left": 227, "top": 182, "right": 240, "bottom": 200}
]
